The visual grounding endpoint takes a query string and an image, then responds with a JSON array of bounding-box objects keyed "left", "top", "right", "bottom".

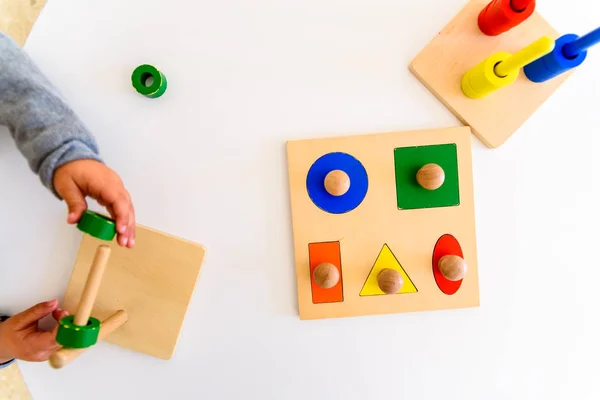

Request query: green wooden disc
[
  {"left": 56, "top": 315, "right": 101, "bottom": 349},
  {"left": 131, "top": 64, "right": 167, "bottom": 98},
  {"left": 77, "top": 210, "right": 116, "bottom": 241}
]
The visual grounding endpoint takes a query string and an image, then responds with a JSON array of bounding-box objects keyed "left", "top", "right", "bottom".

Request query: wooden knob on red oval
[
  {"left": 416, "top": 163, "right": 445, "bottom": 190},
  {"left": 438, "top": 255, "right": 467, "bottom": 281},
  {"left": 324, "top": 170, "right": 350, "bottom": 196},
  {"left": 377, "top": 268, "right": 403, "bottom": 294},
  {"left": 313, "top": 263, "right": 340, "bottom": 289}
]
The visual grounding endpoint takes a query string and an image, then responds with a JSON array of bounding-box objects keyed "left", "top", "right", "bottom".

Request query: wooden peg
[
  {"left": 313, "top": 263, "right": 340, "bottom": 289},
  {"left": 324, "top": 170, "right": 350, "bottom": 196},
  {"left": 377, "top": 268, "right": 403, "bottom": 294},
  {"left": 438, "top": 255, "right": 467, "bottom": 281},
  {"left": 416, "top": 163, "right": 445, "bottom": 190},
  {"left": 49, "top": 310, "right": 128, "bottom": 369},
  {"left": 73, "top": 245, "right": 111, "bottom": 326}
]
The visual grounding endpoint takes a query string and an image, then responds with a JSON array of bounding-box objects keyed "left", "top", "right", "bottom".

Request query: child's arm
[{"left": 0, "top": 32, "right": 135, "bottom": 247}]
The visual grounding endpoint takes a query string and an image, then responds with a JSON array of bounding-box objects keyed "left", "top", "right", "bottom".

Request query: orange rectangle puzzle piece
[{"left": 308, "top": 242, "right": 343, "bottom": 304}]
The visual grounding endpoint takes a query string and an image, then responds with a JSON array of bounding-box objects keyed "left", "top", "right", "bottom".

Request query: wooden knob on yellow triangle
[
  {"left": 377, "top": 268, "right": 403, "bottom": 294},
  {"left": 417, "top": 163, "right": 445, "bottom": 190},
  {"left": 313, "top": 263, "right": 340, "bottom": 289},
  {"left": 324, "top": 170, "right": 350, "bottom": 196},
  {"left": 438, "top": 255, "right": 467, "bottom": 281}
]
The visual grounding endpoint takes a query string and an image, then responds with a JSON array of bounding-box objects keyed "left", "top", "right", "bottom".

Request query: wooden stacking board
[
  {"left": 410, "top": 0, "right": 572, "bottom": 148},
  {"left": 286, "top": 126, "right": 479, "bottom": 320},
  {"left": 62, "top": 223, "right": 206, "bottom": 360}
]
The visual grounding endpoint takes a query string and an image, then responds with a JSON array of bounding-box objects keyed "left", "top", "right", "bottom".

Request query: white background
[{"left": 1, "top": 0, "right": 599, "bottom": 399}]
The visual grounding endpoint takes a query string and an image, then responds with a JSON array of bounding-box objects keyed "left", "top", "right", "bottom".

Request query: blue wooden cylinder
[{"left": 523, "top": 34, "right": 587, "bottom": 83}]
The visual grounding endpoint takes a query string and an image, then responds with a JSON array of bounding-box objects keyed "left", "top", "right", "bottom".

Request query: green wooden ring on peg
[
  {"left": 77, "top": 210, "right": 117, "bottom": 241},
  {"left": 56, "top": 315, "right": 101, "bottom": 349}
]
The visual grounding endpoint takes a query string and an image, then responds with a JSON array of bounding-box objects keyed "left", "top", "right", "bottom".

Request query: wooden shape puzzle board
[
  {"left": 286, "top": 126, "right": 479, "bottom": 320},
  {"left": 410, "top": 0, "right": 572, "bottom": 149},
  {"left": 62, "top": 224, "right": 206, "bottom": 360}
]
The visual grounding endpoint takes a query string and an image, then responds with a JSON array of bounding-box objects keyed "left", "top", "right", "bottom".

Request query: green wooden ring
[
  {"left": 77, "top": 210, "right": 116, "bottom": 241},
  {"left": 56, "top": 315, "right": 101, "bottom": 348},
  {"left": 131, "top": 64, "right": 167, "bottom": 98}
]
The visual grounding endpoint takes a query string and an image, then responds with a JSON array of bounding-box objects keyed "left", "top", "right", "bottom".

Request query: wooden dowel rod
[
  {"left": 73, "top": 245, "right": 111, "bottom": 326},
  {"left": 49, "top": 310, "right": 128, "bottom": 369}
]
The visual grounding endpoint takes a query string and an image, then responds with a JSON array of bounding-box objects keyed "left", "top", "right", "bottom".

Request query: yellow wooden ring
[{"left": 461, "top": 52, "right": 518, "bottom": 99}]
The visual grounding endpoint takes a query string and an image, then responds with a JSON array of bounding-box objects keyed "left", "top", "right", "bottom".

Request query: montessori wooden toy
[
  {"left": 324, "top": 170, "right": 351, "bottom": 196},
  {"left": 55, "top": 245, "right": 110, "bottom": 349},
  {"left": 50, "top": 311, "right": 128, "bottom": 369},
  {"left": 439, "top": 255, "right": 468, "bottom": 281},
  {"left": 60, "top": 218, "right": 206, "bottom": 360},
  {"left": 416, "top": 163, "right": 445, "bottom": 191},
  {"left": 286, "top": 126, "right": 479, "bottom": 320},
  {"left": 461, "top": 36, "right": 554, "bottom": 98},
  {"left": 131, "top": 64, "right": 167, "bottom": 98},
  {"left": 313, "top": 263, "right": 340, "bottom": 289},
  {"left": 478, "top": 0, "right": 536, "bottom": 36},
  {"left": 410, "top": 0, "right": 574, "bottom": 148},
  {"left": 377, "top": 269, "right": 403, "bottom": 295},
  {"left": 51, "top": 211, "right": 128, "bottom": 368},
  {"left": 524, "top": 27, "right": 600, "bottom": 82}
]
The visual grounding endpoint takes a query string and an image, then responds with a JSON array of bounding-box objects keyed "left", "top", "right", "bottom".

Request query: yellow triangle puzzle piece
[{"left": 360, "top": 244, "right": 418, "bottom": 296}]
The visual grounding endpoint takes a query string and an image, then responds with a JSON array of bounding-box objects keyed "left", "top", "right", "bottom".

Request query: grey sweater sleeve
[{"left": 0, "top": 32, "right": 102, "bottom": 196}]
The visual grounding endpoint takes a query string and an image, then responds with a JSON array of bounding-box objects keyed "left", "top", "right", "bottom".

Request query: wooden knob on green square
[{"left": 417, "top": 163, "right": 445, "bottom": 190}]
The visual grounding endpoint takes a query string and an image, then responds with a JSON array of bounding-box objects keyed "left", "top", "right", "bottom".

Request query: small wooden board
[
  {"left": 410, "top": 0, "right": 572, "bottom": 148},
  {"left": 62, "top": 224, "right": 206, "bottom": 360},
  {"left": 286, "top": 126, "right": 479, "bottom": 320}
]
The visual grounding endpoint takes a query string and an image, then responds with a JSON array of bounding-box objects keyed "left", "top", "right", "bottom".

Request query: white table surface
[{"left": 1, "top": 0, "right": 599, "bottom": 398}]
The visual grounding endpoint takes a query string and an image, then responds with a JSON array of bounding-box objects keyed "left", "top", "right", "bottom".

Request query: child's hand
[
  {"left": 0, "top": 300, "right": 68, "bottom": 363},
  {"left": 53, "top": 160, "right": 136, "bottom": 248}
]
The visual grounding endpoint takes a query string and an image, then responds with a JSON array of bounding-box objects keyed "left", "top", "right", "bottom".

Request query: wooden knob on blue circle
[
  {"left": 324, "top": 170, "right": 350, "bottom": 196},
  {"left": 417, "top": 163, "right": 445, "bottom": 190}
]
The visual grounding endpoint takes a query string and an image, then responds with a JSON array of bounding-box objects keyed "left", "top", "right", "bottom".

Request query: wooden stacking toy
[
  {"left": 49, "top": 211, "right": 128, "bottom": 369},
  {"left": 410, "top": 0, "right": 594, "bottom": 148},
  {"left": 461, "top": 36, "right": 554, "bottom": 98},
  {"left": 524, "top": 27, "right": 600, "bottom": 82},
  {"left": 478, "top": 0, "right": 536, "bottom": 36}
]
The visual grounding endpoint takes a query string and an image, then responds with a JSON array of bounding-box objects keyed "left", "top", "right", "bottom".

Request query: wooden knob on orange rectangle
[
  {"left": 438, "top": 255, "right": 467, "bottom": 281},
  {"left": 417, "top": 163, "right": 445, "bottom": 190},
  {"left": 324, "top": 170, "right": 350, "bottom": 196},
  {"left": 377, "top": 268, "right": 403, "bottom": 294},
  {"left": 313, "top": 263, "right": 340, "bottom": 289}
]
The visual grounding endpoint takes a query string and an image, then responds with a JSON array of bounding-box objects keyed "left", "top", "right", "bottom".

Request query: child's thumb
[{"left": 11, "top": 300, "right": 58, "bottom": 329}]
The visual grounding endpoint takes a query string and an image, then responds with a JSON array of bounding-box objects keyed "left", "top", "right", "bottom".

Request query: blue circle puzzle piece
[{"left": 306, "top": 152, "right": 369, "bottom": 214}]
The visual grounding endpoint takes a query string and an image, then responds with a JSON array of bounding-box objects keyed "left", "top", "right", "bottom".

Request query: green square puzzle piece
[{"left": 394, "top": 143, "right": 459, "bottom": 210}]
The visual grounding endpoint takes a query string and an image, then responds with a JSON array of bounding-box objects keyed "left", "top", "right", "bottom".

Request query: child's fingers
[
  {"left": 126, "top": 202, "right": 136, "bottom": 248},
  {"left": 105, "top": 203, "right": 129, "bottom": 247},
  {"left": 109, "top": 191, "right": 134, "bottom": 248},
  {"left": 52, "top": 309, "right": 69, "bottom": 322},
  {"left": 26, "top": 331, "right": 61, "bottom": 361},
  {"left": 57, "top": 179, "right": 88, "bottom": 224},
  {"left": 11, "top": 300, "right": 58, "bottom": 329}
]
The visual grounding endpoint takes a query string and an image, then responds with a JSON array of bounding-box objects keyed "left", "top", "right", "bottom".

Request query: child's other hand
[
  {"left": 0, "top": 300, "right": 68, "bottom": 363},
  {"left": 53, "top": 159, "right": 135, "bottom": 248}
]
